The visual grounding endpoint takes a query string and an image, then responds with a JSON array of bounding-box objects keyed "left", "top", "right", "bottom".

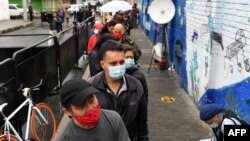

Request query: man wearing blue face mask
[
  {"left": 88, "top": 40, "right": 149, "bottom": 141},
  {"left": 123, "top": 44, "right": 148, "bottom": 102},
  {"left": 200, "top": 103, "right": 244, "bottom": 141}
]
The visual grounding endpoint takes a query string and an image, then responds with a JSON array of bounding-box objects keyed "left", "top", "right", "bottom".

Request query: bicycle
[{"left": 0, "top": 80, "right": 57, "bottom": 141}]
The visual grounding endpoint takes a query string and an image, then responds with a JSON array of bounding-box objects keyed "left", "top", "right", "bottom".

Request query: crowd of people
[
  {"left": 52, "top": 3, "right": 248, "bottom": 141},
  {"left": 56, "top": 3, "right": 148, "bottom": 141}
]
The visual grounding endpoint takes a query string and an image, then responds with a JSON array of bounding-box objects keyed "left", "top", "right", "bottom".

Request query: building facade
[
  {"left": 140, "top": 0, "right": 250, "bottom": 123},
  {"left": 0, "top": 0, "right": 10, "bottom": 21}
]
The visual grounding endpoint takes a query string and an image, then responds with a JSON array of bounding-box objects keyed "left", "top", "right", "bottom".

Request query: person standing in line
[
  {"left": 101, "top": 20, "right": 117, "bottom": 35},
  {"left": 130, "top": 3, "right": 139, "bottom": 28},
  {"left": 123, "top": 44, "right": 148, "bottom": 102},
  {"left": 112, "top": 23, "right": 142, "bottom": 61},
  {"left": 57, "top": 7, "right": 65, "bottom": 31},
  {"left": 88, "top": 40, "right": 149, "bottom": 141},
  {"left": 65, "top": 7, "right": 70, "bottom": 27},
  {"left": 28, "top": 3, "right": 34, "bottom": 21},
  {"left": 55, "top": 79, "right": 131, "bottom": 141},
  {"left": 124, "top": 11, "right": 133, "bottom": 36},
  {"left": 89, "top": 33, "right": 115, "bottom": 77},
  {"left": 48, "top": 12, "right": 58, "bottom": 46},
  {"left": 87, "top": 22, "right": 103, "bottom": 54}
]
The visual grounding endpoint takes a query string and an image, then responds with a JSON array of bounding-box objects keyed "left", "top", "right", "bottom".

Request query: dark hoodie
[
  {"left": 126, "top": 65, "right": 148, "bottom": 102},
  {"left": 89, "top": 33, "right": 115, "bottom": 76}
]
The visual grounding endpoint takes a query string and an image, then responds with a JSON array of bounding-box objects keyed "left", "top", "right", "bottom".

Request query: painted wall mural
[
  {"left": 186, "top": 0, "right": 250, "bottom": 123},
  {"left": 141, "top": 0, "right": 250, "bottom": 123}
]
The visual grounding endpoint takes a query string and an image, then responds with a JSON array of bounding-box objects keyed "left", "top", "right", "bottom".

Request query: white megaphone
[{"left": 147, "top": 0, "right": 176, "bottom": 74}]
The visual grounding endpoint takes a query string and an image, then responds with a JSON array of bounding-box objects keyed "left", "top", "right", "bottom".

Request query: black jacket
[
  {"left": 126, "top": 66, "right": 148, "bottom": 102},
  {"left": 89, "top": 49, "right": 102, "bottom": 77},
  {"left": 89, "top": 33, "right": 114, "bottom": 76},
  {"left": 89, "top": 72, "right": 148, "bottom": 141}
]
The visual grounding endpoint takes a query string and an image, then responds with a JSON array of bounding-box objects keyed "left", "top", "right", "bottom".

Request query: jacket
[
  {"left": 121, "top": 34, "right": 142, "bottom": 61},
  {"left": 87, "top": 34, "right": 98, "bottom": 54},
  {"left": 89, "top": 48, "right": 102, "bottom": 77},
  {"left": 89, "top": 72, "right": 148, "bottom": 141},
  {"left": 88, "top": 33, "right": 114, "bottom": 76},
  {"left": 126, "top": 66, "right": 148, "bottom": 102}
]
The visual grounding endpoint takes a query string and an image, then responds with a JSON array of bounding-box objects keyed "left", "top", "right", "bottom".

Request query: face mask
[
  {"left": 108, "top": 65, "right": 126, "bottom": 80},
  {"left": 209, "top": 123, "right": 218, "bottom": 128},
  {"left": 124, "top": 18, "right": 128, "bottom": 20},
  {"left": 125, "top": 58, "right": 135, "bottom": 69},
  {"left": 113, "top": 32, "right": 123, "bottom": 41},
  {"left": 94, "top": 29, "right": 99, "bottom": 34},
  {"left": 74, "top": 104, "right": 101, "bottom": 126}
]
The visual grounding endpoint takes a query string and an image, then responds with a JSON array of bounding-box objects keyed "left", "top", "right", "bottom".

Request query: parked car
[
  {"left": 9, "top": 4, "right": 22, "bottom": 18},
  {"left": 9, "top": 4, "right": 36, "bottom": 18},
  {"left": 68, "top": 4, "right": 83, "bottom": 13}
]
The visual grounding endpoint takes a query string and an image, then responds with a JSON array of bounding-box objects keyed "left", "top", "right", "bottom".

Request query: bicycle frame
[{"left": 1, "top": 96, "right": 48, "bottom": 141}]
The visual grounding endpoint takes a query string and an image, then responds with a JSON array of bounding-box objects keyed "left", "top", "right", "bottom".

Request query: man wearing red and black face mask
[
  {"left": 113, "top": 23, "right": 142, "bottom": 61},
  {"left": 56, "top": 79, "right": 130, "bottom": 141}
]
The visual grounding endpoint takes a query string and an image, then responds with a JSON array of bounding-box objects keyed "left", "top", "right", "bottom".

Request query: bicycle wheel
[
  {"left": 0, "top": 134, "right": 18, "bottom": 141},
  {"left": 30, "top": 103, "right": 57, "bottom": 141}
]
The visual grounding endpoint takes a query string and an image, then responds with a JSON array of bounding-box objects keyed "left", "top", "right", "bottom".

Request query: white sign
[{"left": 144, "top": 22, "right": 151, "bottom": 30}]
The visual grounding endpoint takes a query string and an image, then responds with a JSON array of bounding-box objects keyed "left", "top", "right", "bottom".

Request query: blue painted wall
[{"left": 140, "top": 0, "right": 250, "bottom": 123}]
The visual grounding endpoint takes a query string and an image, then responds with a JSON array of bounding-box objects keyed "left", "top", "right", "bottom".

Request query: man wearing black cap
[
  {"left": 56, "top": 79, "right": 130, "bottom": 141},
  {"left": 200, "top": 103, "right": 242, "bottom": 141}
]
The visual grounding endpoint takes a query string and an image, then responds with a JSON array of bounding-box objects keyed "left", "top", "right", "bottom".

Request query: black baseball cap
[{"left": 60, "top": 79, "right": 99, "bottom": 107}]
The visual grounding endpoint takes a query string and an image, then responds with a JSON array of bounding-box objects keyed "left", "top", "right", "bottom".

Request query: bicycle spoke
[{"left": 31, "top": 103, "right": 56, "bottom": 141}]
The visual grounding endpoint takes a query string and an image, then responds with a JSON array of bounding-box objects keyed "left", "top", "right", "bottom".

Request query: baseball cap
[
  {"left": 200, "top": 103, "right": 224, "bottom": 121},
  {"left": 60, "top": 79, "right": 99, "bottom": 107}
]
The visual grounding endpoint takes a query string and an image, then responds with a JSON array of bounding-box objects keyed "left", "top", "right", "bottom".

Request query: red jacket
[{"left": 87, "top": 35, "right": 98, "bottom": 54}]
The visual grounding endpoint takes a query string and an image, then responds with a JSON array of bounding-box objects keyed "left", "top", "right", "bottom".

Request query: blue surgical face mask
[
  {"left": 209, "top": 123, "right": 218, "bottom": 128},
  {"left": 125, "top": 58, "right": 135, "bottom": 69},
  {"left": 108, "top": 65, "right": 126, "bottom": 80}
]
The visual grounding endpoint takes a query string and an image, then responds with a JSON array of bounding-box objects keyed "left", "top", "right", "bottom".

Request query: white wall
[
  {"left": 185, "top": 0, "right": 250, "bottom": 103},
  {"left": 0, "top": 0, "right": 10, "bottom": 21}
]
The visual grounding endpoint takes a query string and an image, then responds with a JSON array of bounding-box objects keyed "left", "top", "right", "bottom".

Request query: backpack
[
  {"left": 223, "top": 110, "right": 248, "bottom": 125},
  {"left": 213, "top": 110, "right": 247, "bottom": 141}
]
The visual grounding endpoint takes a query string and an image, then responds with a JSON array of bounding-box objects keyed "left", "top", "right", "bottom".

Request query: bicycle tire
[
  {"left": 0, "top": 134, "right": 19, "bottom": 141},
  {"left": 30, "top": 103, "right": 57, "bottom": 141}
]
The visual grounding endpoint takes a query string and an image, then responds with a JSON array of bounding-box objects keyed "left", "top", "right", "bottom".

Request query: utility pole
[{"left": 22, "top": 0, "right": 28, "bottom": 21}]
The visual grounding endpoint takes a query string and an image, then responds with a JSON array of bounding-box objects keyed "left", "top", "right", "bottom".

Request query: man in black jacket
[
  {"left": 88, "top": 40, "right": 148, "bottom": 141},
  {"left": 123, "top": 45, "right": 148, "bottom": 102}
]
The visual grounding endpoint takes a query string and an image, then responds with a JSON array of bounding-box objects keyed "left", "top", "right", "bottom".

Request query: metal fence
[{"left": 0, "top": 16, "right": 93, "bottom": 128}]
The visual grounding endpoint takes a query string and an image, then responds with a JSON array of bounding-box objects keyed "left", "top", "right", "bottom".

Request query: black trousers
[{"left": 29, "top": 13, "right": 33, "bottom": 21}]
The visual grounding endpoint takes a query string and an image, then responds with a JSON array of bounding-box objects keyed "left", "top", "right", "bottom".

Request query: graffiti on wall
[
  {"left": 191, "top": 30, "right": 198, "bottom": 43},
  {"left": 169, "top": 0, "right": 250, "bottom": 123},
  {"left": 224, "top": 29, "right": 250, "bottom": 73},
  {"left": 189, "top": 49, "right": 200, "bottom": 103}
]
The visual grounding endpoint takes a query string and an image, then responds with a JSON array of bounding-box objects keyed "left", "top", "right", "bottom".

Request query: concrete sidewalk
[
  {"left": 0, "top": 19, "right": 32, "bottom": 34},
  {"left": 131, "top": 28, "right": 211, "bottom": 141}
]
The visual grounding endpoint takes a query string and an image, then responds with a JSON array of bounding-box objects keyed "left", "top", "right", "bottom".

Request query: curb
[{"left": 0, "top": 22, "right": 33, "bottom": 34}]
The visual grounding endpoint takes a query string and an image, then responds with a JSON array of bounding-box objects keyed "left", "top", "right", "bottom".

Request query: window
[{"left": 9, "top": 5, "right": 17, "bottom": 9}]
